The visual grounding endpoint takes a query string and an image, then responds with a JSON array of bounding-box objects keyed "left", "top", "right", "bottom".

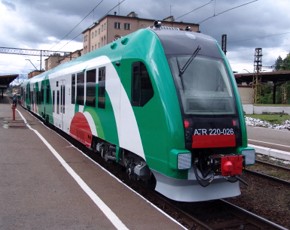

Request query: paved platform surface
[
  {"left": 0, "top": 96, "right": 183, "bottom": 230},
  {"left": 247, "top": 126, "right": 290, "bottom": 162}
]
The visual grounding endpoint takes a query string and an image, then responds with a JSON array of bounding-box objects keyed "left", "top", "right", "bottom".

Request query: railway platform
[{"left": 0, "top": 95, "right": 182, "bottom": 230}]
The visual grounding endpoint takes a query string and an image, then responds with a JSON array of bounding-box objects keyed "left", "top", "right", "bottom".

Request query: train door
[
  {"left": 54, "top": 79, "right": 66, "bottom": 130},
  {"left": 60, "top": 80, "right": 66, "bottom": 130}
]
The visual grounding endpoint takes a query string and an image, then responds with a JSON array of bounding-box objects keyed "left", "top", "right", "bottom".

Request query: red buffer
[{"left": 221, "top": 155, "right": 243, "bottom": 176}]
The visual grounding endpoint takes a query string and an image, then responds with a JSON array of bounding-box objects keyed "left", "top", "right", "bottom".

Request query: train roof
[
  {"left": 151, "top": 28, "right": 220, "bottom": 58},
  {"left": 26, "top": 27, "right": 221, "bottom": 83}
]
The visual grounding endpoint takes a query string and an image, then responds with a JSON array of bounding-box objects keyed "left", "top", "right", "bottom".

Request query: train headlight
[
  {"left": 170, "top": 149, "right": 192, "bottom": 170},
  {"left": 242, "top": 148, "right": 256, "bottom": 165},
  {"left": 178, "top": 153, "right": 192, "bottom": 169}
]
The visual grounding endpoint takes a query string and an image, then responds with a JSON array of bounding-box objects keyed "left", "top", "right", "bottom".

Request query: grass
[{"left": 246, "top": 114, "right": 290, "bottom": 125}]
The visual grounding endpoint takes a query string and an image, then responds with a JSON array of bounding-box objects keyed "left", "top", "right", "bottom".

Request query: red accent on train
[
  {"left": 70, "top": 112, "right": 92, "bottom": 147},
  {"left": 192, "top": 134, "right": 236, "bottom": 148},
  {"left": 221, "top": 155, "right": 243, "bottom": 176}
]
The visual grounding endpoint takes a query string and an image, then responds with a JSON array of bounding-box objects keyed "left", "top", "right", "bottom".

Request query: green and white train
[{"left": 21, "top": 25, "right": 255, "bottom": 202}]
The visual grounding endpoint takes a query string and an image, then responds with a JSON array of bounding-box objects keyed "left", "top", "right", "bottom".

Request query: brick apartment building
[
  {"left": 45, "top": 12, "right": 199, "bottom": 70},
  {"left": 82, "top": 11, "right": 199, "bottom": 54}
]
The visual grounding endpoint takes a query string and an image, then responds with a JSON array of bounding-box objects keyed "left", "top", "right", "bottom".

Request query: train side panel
[{"left": 20, "top": 27, "right": 255, "bottom": 202}]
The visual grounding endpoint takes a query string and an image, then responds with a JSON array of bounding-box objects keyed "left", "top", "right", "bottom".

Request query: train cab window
[
  {"left": 71, "top": 74, "right": 76, "bottom": 104},
  {"left": 76, "top": 72, "right": 84, "bottom": 105},
  {"left": 86, "top": 69, "right": 96, "bottom": 107},
  {"left": 131, "top": 62, "right": 153, "bottom": 107},
  {"left": 98, "top": 67, "right": 106, "bottom": 108},
  {"left": 168, "top": 55, "right": 235, "bottom": 115}
]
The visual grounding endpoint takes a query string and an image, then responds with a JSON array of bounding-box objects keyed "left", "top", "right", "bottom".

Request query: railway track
[
  {"left": 26, "top": 110, "right": 288, "bottom": 229},
  {"left": 147, "top": 192, "right": 287, "bottom": 229},
  {"left": 55, "top": 129, "right": 287, "bottom": 229},
  {"left": 245, "top": 159, "right": 290, "bottom": 186}
]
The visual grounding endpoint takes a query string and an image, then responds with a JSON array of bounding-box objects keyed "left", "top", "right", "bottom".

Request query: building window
[
  {"left": 131, "top": 62, "right": 154, "bottom": 107},
  {"left": 86, "top": 69, "right": 96, "bottom": 107},
  {"left": 114, "top": 22, "right": 121, "bottom": 29},
  {"left": 124, "top": 23, "right": 131, "bottom": 30},
  {"left": 98, "top": 67, "right": 106, "bottom": 108}
]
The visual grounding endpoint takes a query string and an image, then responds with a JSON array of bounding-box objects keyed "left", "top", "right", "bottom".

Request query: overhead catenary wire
[
  {"left": 175, "top": 0, "right": 214, "bottom": 20},
  {"left": 53, "top": 0, "right": 127, "bottom": 52},
  {"left": 199, "top": 0, "right": 258, "bottom": 24},
  {"left": 49, "top": 0, "right": 104, "bottom": 51},
  {"left": 105, "top": 0, "right": 127, "bottom": 15}
]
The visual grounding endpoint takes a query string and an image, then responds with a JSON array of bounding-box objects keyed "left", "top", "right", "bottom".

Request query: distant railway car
[{"left": 21, "top": 24, "right": 255, "bottom": 202}]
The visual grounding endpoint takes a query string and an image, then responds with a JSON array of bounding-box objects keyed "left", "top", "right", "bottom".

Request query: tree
[
  {"left": 274, "top": 56, "right": 283, "bottom": 70},
  {"left": 283, "top": 53, "right": 290, "bottom": 70},
  {"left": 275, "top": 53, "right": 290, "bottom": 70},
  {"left": 273, "top": 53, "right": 290, "bottom": 104}
]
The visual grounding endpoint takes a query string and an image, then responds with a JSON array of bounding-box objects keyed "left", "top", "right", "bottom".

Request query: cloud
[
  {"left": 1, "top": 0, "right": 16, "bottom": 11},
  {"left": 1, "top": 0, "right": 290, "bottom": 75}
]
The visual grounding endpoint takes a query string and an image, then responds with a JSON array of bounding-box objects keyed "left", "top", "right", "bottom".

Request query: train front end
[{"left": 152, "top": 28, "right": 255, "bottom": 201}]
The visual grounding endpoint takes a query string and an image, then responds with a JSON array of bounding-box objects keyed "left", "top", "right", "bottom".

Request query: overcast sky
[{"left": 1, "top": 0, "right": 290, "bottom": 77}]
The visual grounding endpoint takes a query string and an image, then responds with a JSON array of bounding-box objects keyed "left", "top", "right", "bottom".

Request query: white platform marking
[{"left": 17, "top": 109, "right": 129, "bottom": 230}]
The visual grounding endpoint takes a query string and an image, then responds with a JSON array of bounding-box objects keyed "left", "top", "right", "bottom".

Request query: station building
[
  {"left": 45, "top": 12, "right": 199, "bottom": 69},
  {"left": 82, "top": 12, "right": 199, "bottom": 54}
]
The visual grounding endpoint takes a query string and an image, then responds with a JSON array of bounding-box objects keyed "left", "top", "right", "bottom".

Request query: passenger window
[
  {"left": 52, "top": 90, "right": 55, "bottom": 113},
  {"left": 131, "top": 62, "right": 153, "bottom": 106},
  {"left": 76, "top": 72, "right": 84, "bottom": 105},
  {"left": 61, "top": 85, "right": 65, "bottom": 114},
  {"left": 46, "top": 85, "right": 50, "bottom": 103},
  {"left": 86, "top": 69, "right": 96, "bottom": 107},
  {"left": 71, "top": 74, "right": 75, "bottom": 104},
  {"left": 98, "top": 67, "right": 106, "bottom": 108},
  {"left": 57, "top": 90, "right": 59, "bottom": 114}
]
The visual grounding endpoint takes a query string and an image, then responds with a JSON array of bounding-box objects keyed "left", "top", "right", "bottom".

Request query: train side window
[
  {"left": 40, "top": 86, "right": 44, "bottom": 103},
  {"left": 131, "top": 62, "right": 153, "bottom": 106},
  {"left": 46, "top": 85, "right": 50, "bottom": 103},
  {"left": 86, "top": 69, "right": 96, "bottom": 107},
  {"left": 31, "top": 91, "right": 34, "bottom": 104},
  {"left": 71, "top": 74, "right": 75, "bottom": 104},
  {"left": 76, "top": 72, "right": 84, "bottom": 105},
  {"left": 61, "top": 85, "right": 65, "bottom": 113},
  {"left": 98, "top": 67, "right": 106, "bottom": 108},
  {"left": 53, "top": 90, "right": 55, "bottom": 113},
  {"left": 57, "top": 90, "right": 60, "bottom": 114}
]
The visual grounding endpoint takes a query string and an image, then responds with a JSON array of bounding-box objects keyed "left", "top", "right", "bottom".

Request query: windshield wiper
[{"left": 178, "top": 45, "right": 201, "bottom": 78}]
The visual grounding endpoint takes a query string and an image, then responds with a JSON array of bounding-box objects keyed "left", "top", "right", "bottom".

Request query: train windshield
[{"left": 168, "top": 55, "right": 235, "bottom": 115}]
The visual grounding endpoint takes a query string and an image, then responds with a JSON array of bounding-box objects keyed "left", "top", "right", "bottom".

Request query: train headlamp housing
[
  {"left": 169, "top": 149, "right": 192, "bottom": 170},
  {"left": 241, "top": 148, "right": 256, "bottom": 165}
]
